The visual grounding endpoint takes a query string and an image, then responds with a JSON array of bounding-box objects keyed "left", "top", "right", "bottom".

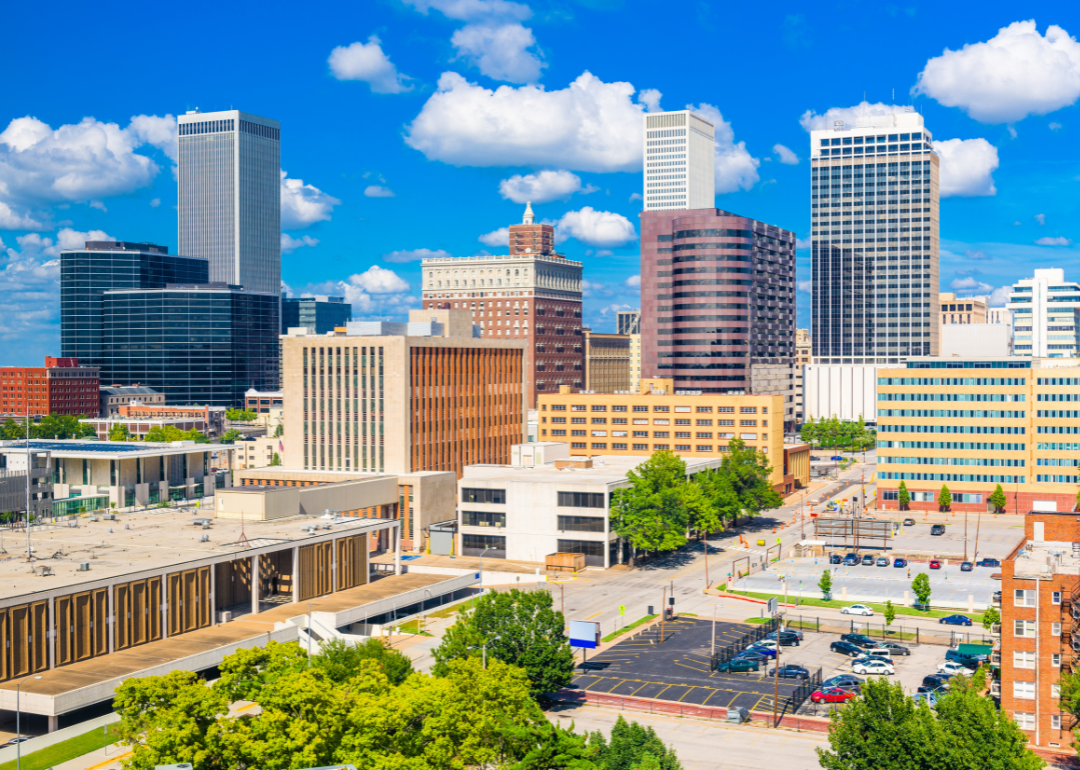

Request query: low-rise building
[
  {"left": 0, "top": 448, "right": 52, "bottom": 518},
  {"left": 230, "top": 436, "right": 281, "bottom": 471},
  {"left": 939, "top": 292, "right": 989, "bottom": 325},
  {"left": 82, "top": 404, "right": 226, "bottom": 440},
  {"left": 1, "top": 357, "right": 100, "bottom": 418},
  {"left": 99, "top": 385, "right": 165, "bottom": 417},
  {"left": 795, "top": 328, "right": 811, "bottom": 422},
  {"left": 245, "top": 389, "right": 283, "bottom": 413}
]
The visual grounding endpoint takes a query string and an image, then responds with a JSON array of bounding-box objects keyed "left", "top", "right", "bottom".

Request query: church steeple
[{"left": 522, "top": 201, "right": 535, "bottom": 225}]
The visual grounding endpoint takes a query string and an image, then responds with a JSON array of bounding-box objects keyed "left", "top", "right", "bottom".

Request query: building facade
[
  {"left": 643, "top": 110, "right": 715, "bottom": 212},
  {"left": 629, "top": 333, "right": 642, "bottom": 392},
  {"left": 282, "top": 295, "right": 351, "bottom": 334},
  {"left": 876, "top": 357, "right": 1080, "bottom": 514},
  {"left": 939, "top": 292, "right": 988, "bottom": 325},
  {"left": 941, "top": 324, "right": 1013, "bottom": 357},
  {"left": 177, "top": 110, "right": 281, "bottom": 297},
  {"left": 583, "top": 331, "right": 632, "bottom": 393},
  {"left": 0, "top": 449, "right": 52, "bottom": 519},
  {"left": 246, "top": 389, "right": 284, "bottom": 413},
  {"left": 617, "top": 310, "right": 641, "bottom": 335},
  {"left": 100, "top": 386, "right": 165, "bottom": 417},
  {"left": 82, "top": 404, "right": 226, "bottom": 441},
  {"left": 795, "top": 328, "right": 811, "bottom": 422},
  {"left": 1007, "top": 269, "right": 1080, "bottom": 358},
  {"left": 639, "top": 208, "right": 796, "bottom": 399},
  {"left": 810, "top": 110, "right": 940, "bottom": 364},
  {"left": 421, "top": 205, "right": 584, "bottom": 406},
  {"left": 0, "top": 358, "right": 100, "bottom": 418},
  {"left": 281, "top": 309, "right": 527, "bottom": 478}
]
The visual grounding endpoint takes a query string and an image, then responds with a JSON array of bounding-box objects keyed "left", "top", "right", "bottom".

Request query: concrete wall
[
  {"left": 402, "top": 471, "right": 457, "bottom": 551},
  {"left": 216, "top": 476, "right": 399, "bottom": 521},
  {"left": 803, "top": 364, "right": 882, "bottom": 423},
  {"left": 941, "top": 324, "right": 1013, "bottom": 357}
]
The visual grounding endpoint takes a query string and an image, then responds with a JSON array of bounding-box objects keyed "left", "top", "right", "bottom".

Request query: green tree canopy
[
  {"left": 883, "top": 600, "right": 896, "bottom": 627},
  {"left": 720, "top": 438, "right": 783, "bottom": 525},
  {"left": 938, "top": 485, "right": 952, "bottom": 510},
  {"left": 589, "top": 715, "right": 682, "bottom": 770},
  {"left": 143, "top": 425, "right": 210, "bottom": 444},
  {"left": 818, "top": 569, "right": 833, "bottom": 600},
  {"left": 610, "top": 451, "right": 691, "bottom": 557},
  {"left": 981, "top": 606, "right": 1000, "bottom": 631},
  {"left": 1, "top": 415, "right": 97, "bottom": 440},
  {"left": 678, "top": 481, "right": 721, "bottom": 538},
  {"left": 219, "top": 428, "right": 242, "bottom": 444},
  {"left": 226, "top": 408, "right": 257, "bottom": 422},
  {"left": 897, "top": 481, "right": 911, "bottom": 509},
  {"left": 989, "top": 484, "right": 1007, "bottom": 512},
  {"left": 800, "top": 416, "right": 876, "bottom": 451},
  {"left": 912, "top": 572, "right": 932, "bottom": 605},
  {"left": 108, "top": 423, "right": 131, "bottom": 442}
]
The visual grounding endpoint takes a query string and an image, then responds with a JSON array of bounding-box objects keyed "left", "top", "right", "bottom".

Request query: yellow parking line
[
  {"left": 584, "top": 611, "right": 602, "bottom": 620},
  {"left": 83, "top": 750, "right": 134, "bottom": 770},
  {"left": 678, "top": 686, "right": 699, "bottom": 702}
]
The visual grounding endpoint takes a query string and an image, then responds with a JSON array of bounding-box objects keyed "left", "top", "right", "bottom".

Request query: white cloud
[
  {"left": 581, "top": 279, "right": 610, "bottom": 298},
  {"left": 989, "top": 286, "right": 1011, "bottom": 306},
  {"left": 478, "top": 227, "right": 510, "bottom": 246},
  {"left": 687, "top": 103, "right": 760, "bottom": 193},
  {"left": 950, "top": 276, "right": 994, "bottom": 293},
  {"left": 328, "top": 36, "right": 413, "bottom": 94},
  {"left": 1036, "top": 236, "right": 1071, "bottom": 246},
  {"left": 1050, "top": 121, "right": 1063, "bottom": 130},
  {"left": 349, "top": 265, "right": 410, "bottom": 294},
  {"left": 499, "top": 170, "right": 587, "bottom": 203},
  {"left": 1035, "top": 213, "right": 1046, "bottom": 225},
  {"left": 624, "top": 275, "right": 641, "bottom": 289},
  {"left": 298, "top": 272, "right": 419, "bottom": 318},
  {"left": 799, "top": 101, "right": 909, "bottom": 132},
  {"left": 913, "top": 21, "right": 1080, "bottom": 123},
  {"left": 364, "top": 185, "right": 396, "bottom": 198},
  {"left": 280, "top": 170, "right": 341, "bottom": 229},
  {"left": 405, "top": 71, "right": 655, "bottom": 172},
  {"left": 773, "top": 144, "right": 799, "bottom": 164},
  {"left": 150, "top": 198, "right": 161, "bottom": 208},
  {"left": 795, "top": 237, "right": 811, "bottom": 250},
  {"left": 452, "top": 23, "right": 545, "bottom": 83},
  {"left": 797, "top": 280, "right": 812, "bottom": 293},
  {"left": 384, "top": 247, "right": 452, "bottom": 263},
  {"left": 965, "top": 249, "right": 992, "bottom": 260},
  {"left": 597, "top": 302, "right": 634, "bottom": 317},
  {"left": 281, "top": 234, "right": 319, "bottom": 253},
  {"left": 127, "top": 114, "right": 179, "bottom": 163},
  {"left": 556, "top": 207, "right": 636, "bottom": 248},
  {"left": 0, "top": 201, "right": 45, "bottom": 230},
  {"left": 89, "top": 200, "right": 107, "bottom": 212},
  {"left": 629, "top": 192, "right": 643, "bottom": 203},
  {"left": 932, "top": 138, "right": 999, "bottom": 197},
  {"left": 402, "top": 0, "right": 531, "bottom": 21},
  {"left": 638, "top": 89, "right": 662, "bottom": 112}
]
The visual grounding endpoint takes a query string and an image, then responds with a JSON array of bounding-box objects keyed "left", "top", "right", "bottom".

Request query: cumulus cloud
[
  {"left": 965, "top": 248, "right": 991, "bottom": 260},
  {"left": 950, "top": 276, "right": 994, "bottom": 293},
  {"left": 384, "top": 247, "right": 452, "bottom": 263},
  {"left": 150, "top": 198, "right": 161, "bottom": 207},
  {"left": 328, "top": 36, "right": 413, "bottom": 94},
  {"left": 932, "top": 138, "right": 999, "bottom": 197},
  {"left": 624, "top": 275, "right": 641, "bottom": 289},
  {"left": 127, "top": 114, "right": 179, "bottom": 163},
  {"left": 555, "top": 207, "right": 637, "bottom": 248},
  {"left": 1035, "top": 213, "right": 1046, "bottom": 225},
  {"left": 795, "top": 237, "right": 811, "bottom": 250},
  {"left": 298, "top": 273, "right": 419, "bottom": 318},
  {"left": 1036, "top": 236, "right": 1072, "bottom": 246},
  {"left": 581, "top": 279, "right": 611, "bottom": 298},
  {"left": 629, "top": 192, "right": 643, "bottom": 203},
  {"left": 281, "top": 234, "right": 319, "bottom": 253},
  {"left": 797, "top": 280, "right": 813, "bottom": 293},
  {"left": 913, "top": 21, "right": 1080, "bottom": 123},
  {"left": 598, "top": 302, "right": 634, "bottom": 317},
  {"left": 989, "top": 286, "right": 1011, "bottom": 306},
  {"left": 1050, "top": 121, "right": 1063, "bottom": 130},
  {"left": 402, "top": 0, "right": 531, "bottom": 21},
  {"left": 478, "top": 227, "right": 510, "bottom": 246},
  {"left": 799, "top": 101, "right": 909, "bottom": 132},
  {"left": 498, "top": 170, "right": 590, "bottom": 203},
  {"left": 452, "top": 23, "right": 545, "bottom": 83},
  {"left": 349, "top": 265, "right": 410, "bottom": 293},
  {"left": 773, "top": 144, "right": 799, "bottom": 164},
  {"left": 364, "top": 185, "right": 395, "bottom": 198},
  {"left": 281, "top": 170, "right": 341, "bottom": 229},
  {"left": 405, "top": 71, "right": 656, "bottom": 172},
  {"left": 638, "top": 89, "right": 662, "bottom": 112},
  {"left": 687, "top": 103, "right": 760, "bottom": 193}
]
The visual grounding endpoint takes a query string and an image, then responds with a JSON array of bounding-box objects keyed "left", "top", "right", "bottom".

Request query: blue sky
[{"left": 2, "top": 0, "right": 1080, "bottom": 366}]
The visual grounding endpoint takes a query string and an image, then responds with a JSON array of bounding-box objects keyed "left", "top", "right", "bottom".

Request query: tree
[
  {"left": 897, "top": 481, "right": 911, "bottom": 511},
  {"left": 611, "top": 451, "right": 691, "bottom": 559},
  {"left": 938, "top": 485, "right": 952, "bottom": 512},
  {"left": 219, "top": 429, "right": 242, "bottom": 444},
  {"left": 590, "top": 715, "right": 682, "bottom": 770},
  {"left": 274, "top": 423, "right": 283, "bottom": 438},
  {"left": 32, "top": 414, "right": 96, "bottom": 439},
  {"left": 108, "top": 423, "right": 132, "bottom": 442},
  {"left": 695, "top": 467, "right": 741, "bottom": 531},
  {"left": 818, "top": 569, "right": 833, "bottom": 600},
  {"left": 433, "top": 588, "right": 575, "bottom": 698},
  {"left": 981, "top": 606, "right": 1000, "bottom": 632},
  {"left": 989, "top": 484, "right": 1007, "bottom": 513},
  {"left": 912, "top": 573, "right": 931, "bottom": 606},
  {"left": 883, "top": 600, "right": 896, "bottom": 628},
  {"left": 719, "top": 439, "right": 782, "bottom": 526},
  {"left": 143, "top": 425, "right": 209, "bottom": 444},
  {"left": 314, "top": 637, "right": 414, "bottom": 686},
  {"left": 271, "top": 452, "right": 282, "bottom": 466},
  {"left": 226, "top": 408, "right": 257, "bottom": 422},
  {"left": 679, "top": 481, "right": 721, "bottom": 538}
]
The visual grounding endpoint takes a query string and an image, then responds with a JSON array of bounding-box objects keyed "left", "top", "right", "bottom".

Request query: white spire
[{"left": 522, "top": 201, "right": 535, "bottom": 225}]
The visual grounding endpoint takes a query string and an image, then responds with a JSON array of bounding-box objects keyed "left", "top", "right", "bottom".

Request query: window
[
  {"left": 1015, "top": 589, "right": 1035, "bottom": 607},
  {"left": 591, "top": 430, "right": 607, "bottom": 437},
  {"left": 462, "top": 533, "right": 506, "bottom": 555},
  {"left": 558, "top": 515, "right": 605, "bottom": 532},
  {"left": 557, "top": 539, "right": 604, "bottom": 560},
  {"left": 1015, "top": 620, "right": 1036, "bottom": 637},
  {"left": 740, "top": 433, "right": 758, "bottom": 440},
  {"left": 740, "top": 406, "right": 757, "bottom": 413},
  {"left": 696, "top": 419, "right": 713, "bottom": 426},
  {"left": 633, "top": 405, "right": 648, "bottom": 412},
  {"left": 552, "top": 429, "right": 566, "bottom": 436},
  {"left": 696, "top": 406, "right": 712, "bottom": 413},
  {"left": 696, "top": 445, "right": 713, "bottom": 452},
  {"left": 557, "top": 491, "right": 605, "bottom": 508},
  {"left": 653, "top": 406, "right": 670, "bottom": 413},
  {"left": 1053, "top": 591, "right": 1063, "bottom": 605},
  {"left": 1014, "top": 681, "right": 1035, "bottom": 699},
  {"left": 1014, "top": 650, "right": 1036, "bottom": 669},
  {"left": 675, "top": 419, "right": 690, "bottom": 426},
  {"left": 572, "top": 404, "right": 586, "bottom": 411},
  {"left": 718, "top": 406, "right": 734, "bottom": 413},
  {"left": 1014, "top": 712, "right": 1036, "bottom": 730},
  {"left": 592, "top": 443, "right": 607, "bottom": 449},
  {"left": 572, "top": 417, "right": 586, "bottom": 424},
  {"left": 572, "top": 442, "right": 586, "bottom": 449},
  {"left": 1052, "top": 684, "right": 1062, "bottom": 697},
  {"left": 1053, "top": 622, "right": 1062, "bottom": 636},
  {"left": 462, "top": 510, "right": 506, "bottom": 527},
  {"left": 740, "top": 420, "right": 757, "bottom": 427},
  {"left": 612, "top": 431, "right": 628, "bottom": 437},
  {"left": 696, "top": 432, "right": 713, "bottom": 439},
  {"left": 633, "top": 443, "right": 648, "bottom": 450},
  {"left": 1053, "top": 715, "right": 1063, "bottom": 730},
  {"left": 1053, "top": 653, "right": 1062, "bottom": 667},
  {"left": 551, "top": 404, "right": 566, "bottom": 411},
  {"left": 654, "top": 444, "right": 669, "bottom": 450},
  {"left": 654, "top": 419, "right": 670, "bottom": 426},
  {"left": 675, "top": 431, "right": 691, "bottom": 439},
  {"left": 674, "top": 406, "right": 691, "bottom": 413},
  {"left": 462, "top": 488, "right": 505, "bottom": 504},
  {"left": 612, "top": 405, "right": 628, "bottom": 412},
  {"left": 571, "top": 430, "right": 586, "bottom": 436},
  {"left": 591, "top": 405, "right": 607, "bottom": 412},
  {"left": 591, "top": 417, "right": 607, "bottom": 424},
  {"left": 675, "top": 444, "right": 691, "bottom": 451},
  {"left": 613, "top": 443, "right": 627, "bottom": 450}
]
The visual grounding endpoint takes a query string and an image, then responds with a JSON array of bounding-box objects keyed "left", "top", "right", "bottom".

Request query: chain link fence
[
  {"left": 711, "top": 615, "right": 780, "bottom": 669},
  {"left": 780, "top": 613, "right": 994, "bottom": 647}
]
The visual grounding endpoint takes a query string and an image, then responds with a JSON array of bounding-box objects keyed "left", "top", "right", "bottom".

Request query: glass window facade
[{"left": 282, "top": 296, "right": 352, "bottom": 334}]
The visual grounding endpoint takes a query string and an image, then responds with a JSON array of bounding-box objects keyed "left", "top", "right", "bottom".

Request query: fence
[
  {"left": 779, "top": 613, "right": 995, "bottom": 647},
  {"left": 786, "top": 666, "right": 823, "bottom": 716},
  {"left": 711, "top": 615, "right": 780, "bottom": 669}
]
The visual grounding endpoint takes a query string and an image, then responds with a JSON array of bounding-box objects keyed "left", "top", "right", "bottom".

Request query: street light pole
[{"left": 16, "top": 675, "right": 42, "bottom": 770}]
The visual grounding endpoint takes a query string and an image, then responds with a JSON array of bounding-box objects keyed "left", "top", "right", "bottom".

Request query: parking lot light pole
[{"left": 773, "top": 614, "right": 781, "bottom": 728}]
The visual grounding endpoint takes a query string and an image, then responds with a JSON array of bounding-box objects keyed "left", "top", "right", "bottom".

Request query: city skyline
[{"left": 3, "top": 4, "right": 1080, "bottom": 364}]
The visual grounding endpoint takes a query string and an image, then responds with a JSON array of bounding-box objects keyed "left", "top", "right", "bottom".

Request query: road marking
[
  {"left": 678, "top": 686, "right": 699, "bottom": 702},
  {"left": 584, "top": 611, "right": 603, "bottom": 620},
  {"left": 82, "top": 750, "right": 134, "bottom": 770}
]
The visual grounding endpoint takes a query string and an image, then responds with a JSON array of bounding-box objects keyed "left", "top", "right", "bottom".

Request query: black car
[
  {"left": 903, "top": 518, "right": 916, "bottom": 526},
  {"left": 830, "top": 553, "right": 843, "bottom": 565},
  {"left": 917, "top": 684, "right": 949, "bottom": 695},
  {"left": 771, "top": 664, "right": 811, "bottom": 680},
  {"left": 861, "top": 554, "right": 875, "bottom": 566},
  {"left": 841, "top": 633, "right": 877, "bottom": 648},
  {"left": 921, "top": 674, "right": 953, "bottom": 690},
  {"left": 977, "top": 558, "right": 1001, "bottom": 568},
  {"left": 831, "top": 640, "right": 865, "bottom": 657},
  {"left": 765, "top": 630, "right": 801, "bottom": 646},
  {"left": 878, "top": 642, "right": 911, "bottom": 656},
  {"left": 734, "top": 650, "right": 769, "bottom": 663},
  {"left": 717, "top": 658, "right": 760, "bottom": 673},
  {"left": 931, "top": 524, "right": 946, "bottom": 535},
  {"left": 844, "top": 553, "right": 859, "bottom": 566},
  {"left": 822, "top": 674, "right": 864, "bottom": 690},
  {"left": 960, "top": 562, "right": 973, "bottom": 572}
]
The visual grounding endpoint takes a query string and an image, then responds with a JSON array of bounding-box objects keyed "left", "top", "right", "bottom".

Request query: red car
[
  {"left": 929, "top": 560, "right": 942, "bottom": 569},
  {"left": 810, "top": 687, "right": 857, "bottom": 704}
]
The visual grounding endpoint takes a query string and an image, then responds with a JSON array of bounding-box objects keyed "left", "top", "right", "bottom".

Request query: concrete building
[
  {"left": 421, "top": 204, "right": 584, "bottom": 406},
  {"left": 583, "top": 331, "right": 632, "bottom": 393},
  {"left": 1007, "top": 269, "right": 1080, "bottom": 358},
  {"left": 0, "top": 358, "right": 100, "bottom": 418},
  {"left": 876, "top": 356, "right": 1080, "bottom": 514},
  {"left": 0, "top": 448, "right": 52, "bottom": 519},
  {"left": 537, "top": 378, "right": 791, "bottom": 490},
  {"left": 281, "top": 309, "right": 526, "bottom": 478},
  {"left": 795, "top": 328, "right": 811, "bottom": 422},
  {"left": 643, "top": 110, "right": 715, "bottom": 212},
  {"left": 989, "top": 307, "right": 1014, "bottom": 329},
  {"left": 803, "top": 363, "right": 881, "bottom": 423},
  {"left": 939, "top": 292, "right": 988, "bottom": 325},
  {"left": 629, "top": 333, "right": 642, "bottom": 392},
  {"left": 282, "top": 295, "right": 351, "bottom": 334},
  {"left": 100, "top": 385, "right": 165, "bottom": 417},
  {"left": 639, "top": 209, "right": 796, "bottom": 403},
  {"left": 941, "top": 324, "right": 1013, "bottom": 357},
  {"left": 811, "top": 109, "right": 940, "bottom": 364},
  {"left": 230, "top": 436, "right": 281, "bottom": 471},
  {"left": 617, "top": 310, "right": 641, "bottom": 335},
  {"left": 245, "top": 389, "right": 283, "bottom": 413}
]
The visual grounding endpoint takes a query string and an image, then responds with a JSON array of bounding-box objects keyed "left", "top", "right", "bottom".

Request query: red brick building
[
  {"left": 0, "top": 357, "right": 100, "bottom": 417},
  {"left": 420, "top": 203, "right": 584, "bottom": 407}
]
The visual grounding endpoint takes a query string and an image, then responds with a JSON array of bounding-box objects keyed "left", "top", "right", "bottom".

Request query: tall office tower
[
  {"left": 177, "top": 110, "right": 280, "bottom": 295},
  {"left": 282, "top": 295, "right": 352, "bottom": 334},
  {"left": 810, "top": 109, "right": 940, "bottom": 364},
  {"left": 1007, "top": 268, "right": 1080, "bottom": 357},
  {"left": 421, "top": 204, "right": 584, "bottom": 407},
  {"left": 640, "top": 209, "right": 797, "bottom": 428},
  {"left": 61, "top": 241, "right": 208, "bottom": 365},
  {"left": 643, "top": 110, "right": 715, "bottom": 212},
  {"left": 617, "top": 310, "right": 641, "bottom": 335}
]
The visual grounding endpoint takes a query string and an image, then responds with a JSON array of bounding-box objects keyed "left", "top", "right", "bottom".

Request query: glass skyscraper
[
  {"left": 177, "top": 110, "right": 281, "bottom": 296},
  {"left": 282, "top": 295, "right": 352, "bottom": 334},
  {"left": 810, "top": 110, "right": 940, "bottom": 364}
]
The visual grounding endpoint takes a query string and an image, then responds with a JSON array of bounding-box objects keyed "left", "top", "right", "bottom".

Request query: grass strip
[
  {"left": 427, "top": 596, "right": 481, "bottom": 620},
  {"left": 602, "top": 614, "right": 658, "bottom": 643},
  {"left": 394, "top": 618, "right": 434, "bottom": 636},
  {"left": 0, "top": 724, "right": 123, "bottom": 770},
  {"left": 717, "top": 584, "right": 957, "bottom": 619}
]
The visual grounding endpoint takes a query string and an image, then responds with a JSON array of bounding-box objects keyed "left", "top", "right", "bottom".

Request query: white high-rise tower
[{"left": 643, "top": 110, "right": 715, "bottom": 211}]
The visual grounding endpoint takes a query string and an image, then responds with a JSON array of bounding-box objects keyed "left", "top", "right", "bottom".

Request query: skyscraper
[
  {"left": 1007, "top": 268, "right": 1080, "bottom": 357},
  {"left": 643, "top": 110, "right": 715, "bottom": 212},
  {"left": 810, "top": 110, "right": 940, "bottom": 364},
  {"left": 616, "top": 310, "right": 641, "bottom": 335},
  {"left": 282, "top": 295, "right": 352, "bottom": 334},
  {"left": 177, "top": 109, "right": 281, "bottom": 296}
]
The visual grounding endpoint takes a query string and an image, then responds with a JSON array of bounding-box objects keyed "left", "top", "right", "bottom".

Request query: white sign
[{"left": 569, "top": 620, "right": 600, "bottom": 649}]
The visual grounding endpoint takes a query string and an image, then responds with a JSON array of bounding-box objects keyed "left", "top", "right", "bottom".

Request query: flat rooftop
[
  {"left": 1012, "top": 540, "right": 1080, "bottom": 579},
  {"left": 461, "top": 455, "right": 723, "bottom": 485},
  {"left": 0, "top": 440, "right": 219, "bottom": 458},
  {"left": 1, "top": 508, "right": 393, "bottom": 600}
]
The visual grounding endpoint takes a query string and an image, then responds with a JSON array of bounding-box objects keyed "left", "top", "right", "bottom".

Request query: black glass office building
[
  {"left": 101, "top": 285, "right": 279, "bottom": 407},
  {"left": 281, "top": 295, "right": 352, "bottom": 334}
]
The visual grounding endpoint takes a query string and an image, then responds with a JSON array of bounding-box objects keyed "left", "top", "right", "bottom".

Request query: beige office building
[
  {"left": 583, "top": 331, "right": 632, "bottom": 393},
  {"left": 939, "top": 292, "right": 988, "bottom": 325}
]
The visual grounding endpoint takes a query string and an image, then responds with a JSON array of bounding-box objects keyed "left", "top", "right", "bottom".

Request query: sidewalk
[{"left": 52, "top": 744, "right": 132, "bottom": 770}]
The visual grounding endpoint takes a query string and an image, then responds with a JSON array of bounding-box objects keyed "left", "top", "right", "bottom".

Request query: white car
[
  {"left": 853, "top": 660, "right": 895, "bottom": 676},
  {"left": 937, "top": 661, "right": 966, "bottom": 675},
  {"left": 752, "top": 640, "right": 779, "bottom": 651},
  {"left": 865, "top": 646, "right": 892, "bottom": 658},
  {"left": 841, "top": 604, "right": 874, "bottom": 616}
]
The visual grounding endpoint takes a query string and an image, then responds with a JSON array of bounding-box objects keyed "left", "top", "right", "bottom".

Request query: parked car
[
  {"left": 929, "top": 560, "right": 942, "bottom": 569},
  {"left": 903, "top": 518, "right": 916, "bottom": 526},
  {"left": 844, "top": 553, "right": 860, "bottom": 566},
  {"left": 911, "top": 691, "right": 940, "bottom": 706},
  {"left": 771, "top": 664, "right": 811, "bottom": 680},
  {"left": 920, "top": 676, "right": 953, "bottom": 693},
  {"left": 960, "top": 562, "right": 973, "bottom": 572},
  {"left": 977, "top": 558, "right": 1001, "bottom": 568},
  {"left": 831, "top": 641, "right": 866, "bottom": 657},
  {"left": 2, "top": 737, "right": 30, "bottom": 748},
  {"left": 938, "top": 661, "right": 967, "bottom": 675},
  {"left": 831, "top": 455, "right": 844, "bottom": 461},
  {"left": 841, "top": 604, "right": 874, "bottom": 616},
  {"left": 878, "top": 642, "right": 911, "bottom": 656},
  {"left": 810, "top": 455, "right": 822, "bottom": 461},
  {"left": 716, "top": 657, "right": 760, "bottom": 673},
  {"left": 893, "top": 558, "right": 908, "bottom": 568},
  {"left": 864, "top": 646, "right": 893, "bottom": 658},
  {"left": 830, "top": 553, "right": 843, "bottom": 565},
  {"left": 912, "top": 602, "right": 932, "bottom": 611},
  {"left": 822, "top": 674, "right": 864, "bottom": 690},
  {"left": 853, "top": 660, "right": 895, "bottom": 676},
  {"left": 811, "top": 686, "right": 857, "bottom": 704},
  {"left": 734, "top": 650, "right": 769, "bottom": 663},
  {"left": 765, "top": 630, "right": 802, "bottom": 646},
  {"left": 930, "top": 524, "right": 946, "bottom": 535},
  {"left": 841, "top": 633, "right": 877, "bottom": 648},
  {"left": 861, "top": 554, "right": 875, "bottom": 566},
  {"left": 946, "top": 648, "right": 988, "bottom": 666},
  {"left": 746, "top": 644, "right": 778, "bottom": 659},
  {"left": 876, "top": 557, "right": 890, "bottom": 567},
  {"left": 852, "top": 655, "right": 893, "bottom": 668},
  {"left": 939, "top": 614, "right": 973, "bottom": 626}
]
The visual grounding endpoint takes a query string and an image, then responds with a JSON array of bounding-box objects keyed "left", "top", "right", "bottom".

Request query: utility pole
[
  {"left": 25, "top": 410, "right": 31, "bottom": 561},
  {"left": 660, "top": 586, "right": 667, "bottom": 644},
  {"left": 773, "top": 610, "right": 781, "bottom": 729},
  {"left": 711, "top": 606, "right": 716, "bottom": 659},
  {"left": 964, "top": 506, "right": 969, "bottom": 562},
  {"left": 973, "top": 506, "right": 983, "bottom": 563},
  {"left": 704, "top": 530, "right": 710, "bottom": 591}
]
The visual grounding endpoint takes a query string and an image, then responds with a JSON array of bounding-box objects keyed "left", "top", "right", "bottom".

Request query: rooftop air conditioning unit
[{"left": 78, "top": 562, "right": 90, "bottom": 571}]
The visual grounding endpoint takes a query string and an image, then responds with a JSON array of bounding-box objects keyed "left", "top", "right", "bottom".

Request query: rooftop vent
[{"left": 78, "top": 562, "right": 90, "bottom": 572}]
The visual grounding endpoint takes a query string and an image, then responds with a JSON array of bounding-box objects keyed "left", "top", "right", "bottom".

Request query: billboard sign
[{"left": 568, "top": 620, "right": 601, "bottom": 649}]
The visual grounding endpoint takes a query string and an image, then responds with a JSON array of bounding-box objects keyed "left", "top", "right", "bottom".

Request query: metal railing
[
  {"left": 777, "top": 613, "right": 995, "bottom": 648},
  {"left": 711, "top": 616, "right": 780, "bottom": 670},
  {"left": 786, "top": 666, "right": 824, "bottom": 717}
]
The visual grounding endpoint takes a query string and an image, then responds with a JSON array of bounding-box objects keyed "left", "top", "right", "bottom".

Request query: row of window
[
  {"left": 879, "top": 393, "right": 1024, "bottom": 402},
  {"left": 548, "top": 430, "right": 755, "bottom": 440},
  {"left": 570, "top": 442, "right": 728, "bottom": 452},
  {"left": 878, "top": 377, "right": 1026, "bottom": 386},
  {"left": 545, "top": 404, "right": 761, "bottom": 414},
  {"left": 548, "top": 417, "right": 757, "bottom": 427},
  {"left": 880, "top": 490, "right": 984, "bottom": 503},
  {"left": 879, "top": 472, "right": 1025, "bottom": 483},
  {"left": 460, "top": 489, "right": 605, "bottom": 508}
]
